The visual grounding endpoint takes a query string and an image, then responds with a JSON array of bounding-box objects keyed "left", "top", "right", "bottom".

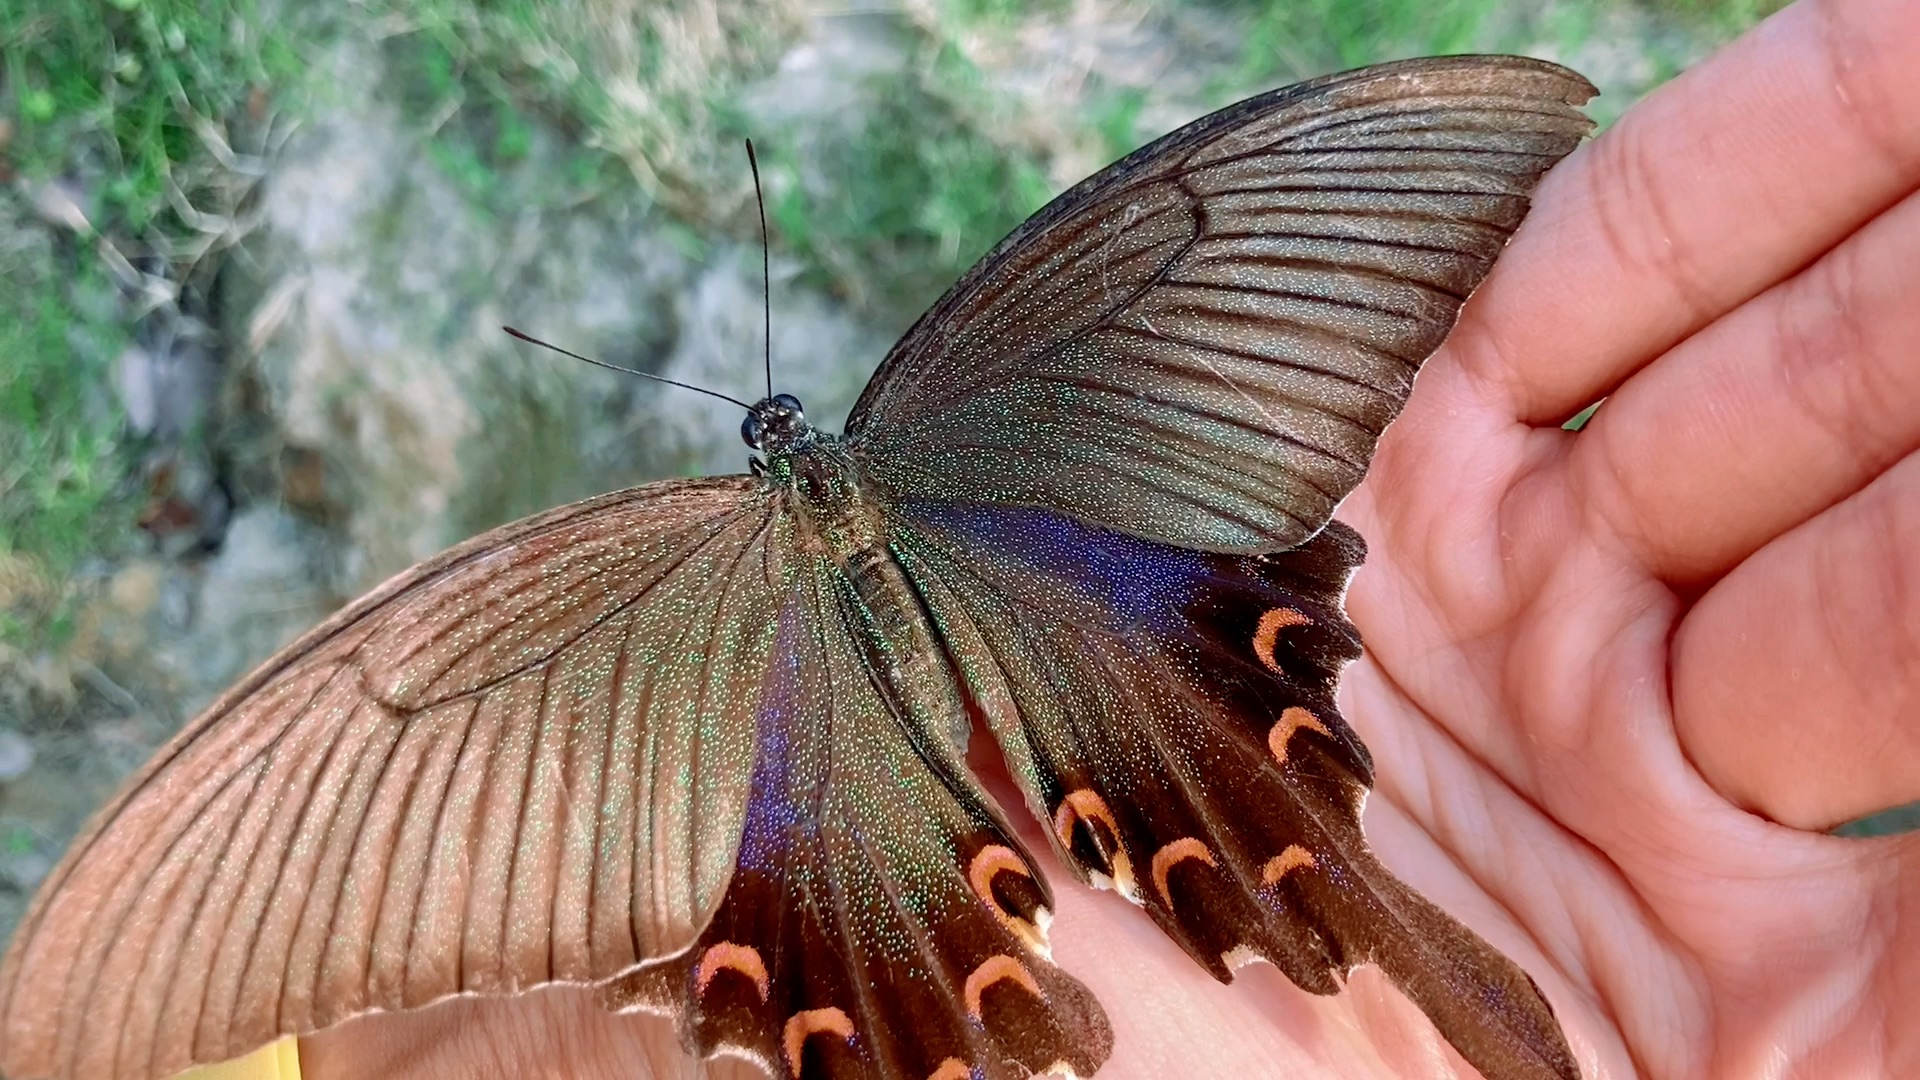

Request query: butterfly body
[
  {"left": 0, "top": 56, "right": 1599, "bottom": 1080},
  {"left": 750, "top": 398, "right": 973, "bottom": 755},
  {"left": 754, "top": 409, "right": 882, "bottom": 560}
]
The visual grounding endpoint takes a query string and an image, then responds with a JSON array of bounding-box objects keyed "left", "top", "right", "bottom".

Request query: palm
[
  {"left": 1317, "top": 0, "right": 1919, "bottom": 1072},
  {"left": 303, "top": 3, "right": 1918, "bottom": 1077}
]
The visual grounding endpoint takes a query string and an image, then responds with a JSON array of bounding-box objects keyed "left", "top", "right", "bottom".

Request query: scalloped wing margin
[{"left": 894, "top": 499, "right": 1578, "bottom": 1080}]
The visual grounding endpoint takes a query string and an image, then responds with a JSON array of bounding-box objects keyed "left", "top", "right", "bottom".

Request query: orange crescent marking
[
  {"left": 1252, "top": 607, "right": 1311, "bottom": 671},
  {"left": 964, "top": 954, "right": 1043, "bottom": 1020},
  {"left": 694, "top": 941, "right": 770, "bottom": 1002},
  {"left": 783, "top": 1007, "right": 855, "bottom": 1078},
  {"left": 1051, "top": 788, "right": 1136, "bottom": 898},
  {"left": 968, "top": 845, "right": 1048, "bottom": 953},
  {"left": 968, "top": 845, "right": 1032, "bottom": 914},
  {"left": 1051, "top": 788, "right": 1119, "bottom": 850},
  {"left": 1149, "top": 837, "right": 1218, "bottom": 908},
  {"left": 1267, "top": 706, "right": 1331, "bottom": 766},
  {"left": 1262, "top": 845, "right": 1317, "bottom": 886},
  {"left": 928, "top": 1058, "right": 975, "bottom": 1080}
]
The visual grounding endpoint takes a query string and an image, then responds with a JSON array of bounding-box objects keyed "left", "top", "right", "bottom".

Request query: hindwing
[
  {"left": 892, "top": 500, "right": 1578, "bottom": 1080},
  {"left": 604, "top": 560, "right": 1111, "bottom": 1079}
]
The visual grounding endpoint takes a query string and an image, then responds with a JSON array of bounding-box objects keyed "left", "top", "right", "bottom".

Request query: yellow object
[{"left": 172, "top": 1038, "right": 301, "bottom": 1080}]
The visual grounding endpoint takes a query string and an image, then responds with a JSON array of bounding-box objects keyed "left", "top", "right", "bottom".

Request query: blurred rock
[
  {"left": 245, "top": 36, "right": 890, "bottom": 594},
  {"left": 159, "top": 506, "right": 339, "bottom": 716},
  {"left": 107, "top": 560, "right": 163, "bottom": 619},
  {"left": 135, "top": 450, "right": 233, "bottom": 558},
  {"left": 0, "top": 730, "right": 33, "bottom": 782},
  {"left": 114, "top": 331, "right": 218, "bottom": 439},
  {"left": 19, "top": 654, "right": 76, "bottom": 710},
  {"left": 0, "top": 848, "right": 51, "bottom": 894},
  {"left": 745, "top": 11, "right": 910, "bottom": 131},
  {"left": 654, "top": 250, "right": 885, "bottom": 477}
]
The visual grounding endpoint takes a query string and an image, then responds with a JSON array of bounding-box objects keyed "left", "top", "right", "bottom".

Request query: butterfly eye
[
  {"left": 740, "top": 411, "right": 765, "bottom": 449},
  {"left": 772, "top": 393, "right": 804, "bottom": 417}
]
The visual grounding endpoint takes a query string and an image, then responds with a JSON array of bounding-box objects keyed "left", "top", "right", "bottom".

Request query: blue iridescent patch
[
  {"left": 735, "top": 594, "right": 813, "bottom": 873},
  {"left": 900, "top": 498, "right": 1227, "bottom": 633}
]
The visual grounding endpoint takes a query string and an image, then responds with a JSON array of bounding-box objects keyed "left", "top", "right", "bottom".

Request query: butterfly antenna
[
  {"left": 745, "top": 138, "right": 773, "bottom": 402},
  {"left": 503, "top": 327, "right": 754, "bottom": 411}
]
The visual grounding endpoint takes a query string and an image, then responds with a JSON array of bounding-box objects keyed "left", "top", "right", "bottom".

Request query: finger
[
  {"left": 1671, "top": 449, "right": 1920, "bottom": 830},
  {"left": 1446, "top": 0, "right": 1920, "bottom": 425},
  {"left": 1565, "top": 186, "right": 1920, "bottom": 583}
]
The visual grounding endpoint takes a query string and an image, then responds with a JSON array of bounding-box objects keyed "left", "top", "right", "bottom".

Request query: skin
[{"left": 303, "top": 0, "right": 1920, "bottom": 1075}]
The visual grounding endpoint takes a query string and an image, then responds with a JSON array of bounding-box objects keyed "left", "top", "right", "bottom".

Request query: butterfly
[{"left": 0, "top": 55, "right": 1595, "bottom": 1080}]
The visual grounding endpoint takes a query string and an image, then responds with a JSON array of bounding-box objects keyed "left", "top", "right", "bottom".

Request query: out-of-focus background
[{"left": 4, "top": 0, "right": 1902, "bottom": 942}]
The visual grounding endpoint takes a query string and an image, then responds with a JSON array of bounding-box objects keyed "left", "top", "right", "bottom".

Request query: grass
[
  {"left": 1207, "top": 0, "right": 1791, "bottom": 100},
  {"left": 1218, "top": 0, "right": 1507, "bottom": 89},
  {"left": 0, "top": 229, "right": 132, "bottom": 644},
  {"left": 0, "top": 265, "right": 125, "bottom": 569},
  {"left": 369, "top": 0, "right": 801, "bottom": 218},
  {"left": 0, "top": 0, "right": 311, "bottom": 643},
  {"left": 1658, "top": 0, "right": 1793, "bottom": 33},
  {"left": 2, "top": 0, "right": 302, "bottom": 235},
  {"left": 763, "top": 45, "right": 1056, "bottom": 319},
  {"left": 359, "top": 28, "right": 1050, "bottom": 438},
  {"left": 376, "top": 4, "right": 595, "bottom": 211}
]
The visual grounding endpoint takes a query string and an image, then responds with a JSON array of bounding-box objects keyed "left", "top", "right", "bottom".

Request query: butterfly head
[{"left": 742, "top": 393, "right": 813, "bottom": 457}]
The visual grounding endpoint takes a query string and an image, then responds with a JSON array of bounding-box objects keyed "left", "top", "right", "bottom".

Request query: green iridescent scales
[{"left": 0, "top": 56, "right": 1594, "bottom": 1080}]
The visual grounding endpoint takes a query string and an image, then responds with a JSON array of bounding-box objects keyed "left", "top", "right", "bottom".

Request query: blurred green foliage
[
  {"left": 369, "top": 0, "right": 796, "bottom": 216},
  {"left": 376, "top": 3, "right": 604, "bottom": 210},
  {"left": 2, "top": 0, "right": 299, "bottom": 232},
  {"left": 1, "top": 0, "right": 302, "bottom": 641},
  {"left": 1220, "top": 0, "right": 1505, "bottom": 84},
  {"left": 0, "top": 260, "right": 125, "bottom": 571},
  {"left": 1663, "top": 0, "right": 1793, "bottom": 33},
  {"left": 1209, "top": 0, "right": 1789, "bottom": 119},
  {"left": 765, "top": 45, "right": 1055, "bottom": 318}
]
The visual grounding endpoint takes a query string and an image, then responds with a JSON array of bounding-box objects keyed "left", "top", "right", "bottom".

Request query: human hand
[{"left": 302, "top": 1, "right": 1920, "bottom": 1075}]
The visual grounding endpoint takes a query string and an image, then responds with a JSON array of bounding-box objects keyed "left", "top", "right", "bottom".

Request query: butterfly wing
[
  {"left": 846, "top": 56, "right": 1594, "bottom": 553},
  {"left": 0, "top": 477, "right": 789, "bottom": 1080},
  {"left": 602, "top": 558, "right": 1110, "bottom": 1080},
  {"left": 890, "top": 498, "right": 1577, "bottom": 1080},
  {"left": 0, "top": 475, "right": 1112, "bottom": 1080}
]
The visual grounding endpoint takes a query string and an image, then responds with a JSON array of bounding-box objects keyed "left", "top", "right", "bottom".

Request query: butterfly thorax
[
  {"left": 742, "top": 394, "right": 977, "bottom": 749},
  {"left": 756, "top": 418, "right": 886, "bottom": 564}
]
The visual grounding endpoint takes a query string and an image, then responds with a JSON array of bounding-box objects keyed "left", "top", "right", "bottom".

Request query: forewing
[
  {"left": 893, "top": 499, "right": 1578, "bottom": 1080},
  {"left": 0, "top": 477, "right": 785, "bottom": 1080},
  {"left": 604, "top": 557, "right": 1111, "bottom": 1080},
  {"left": 847, "top": 56, "right": 1593, "bottom": 553}
]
